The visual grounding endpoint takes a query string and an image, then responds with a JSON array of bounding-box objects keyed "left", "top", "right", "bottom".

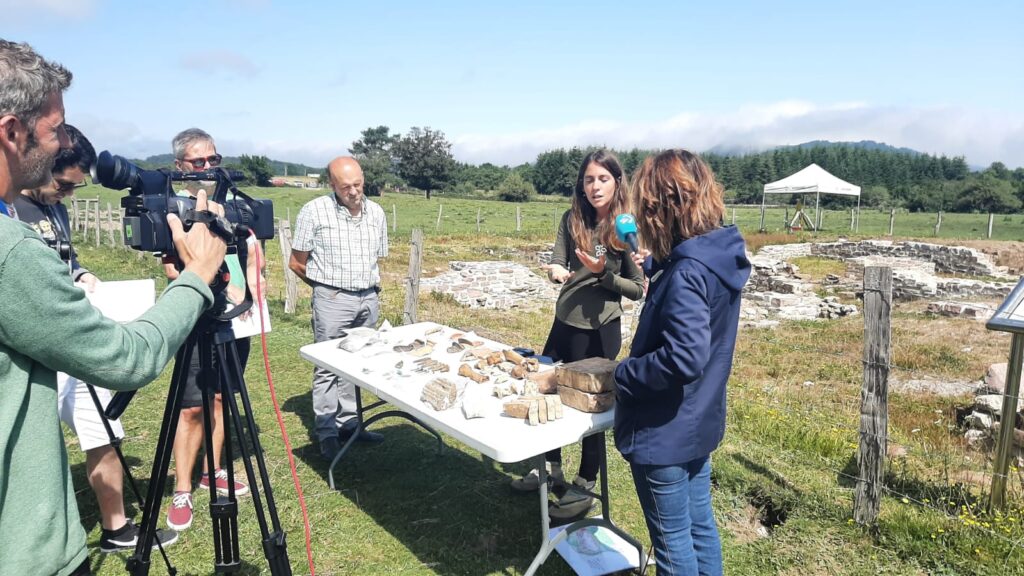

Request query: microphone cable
[{"left": 251, "top": 231, "right": 317, "bottom": 576}]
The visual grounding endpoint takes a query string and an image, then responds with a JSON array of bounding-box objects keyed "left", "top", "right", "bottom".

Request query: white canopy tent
[{"left": 761, "top": 163, "right": 861, "bottom": 231}]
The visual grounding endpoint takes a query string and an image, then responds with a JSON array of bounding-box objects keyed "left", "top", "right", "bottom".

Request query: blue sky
[{"left": 3, "top": 0, "right": 1022, "bottom": 167}]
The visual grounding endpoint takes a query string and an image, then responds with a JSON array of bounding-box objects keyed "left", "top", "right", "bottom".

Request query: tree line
[
  {"left": 135, "top": 127, "right": 1024, "bottom": 214},
  {"left": 336, "top": 126, "right": 1024, "bottom": 213}
]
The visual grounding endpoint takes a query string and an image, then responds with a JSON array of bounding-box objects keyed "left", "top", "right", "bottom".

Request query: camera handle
[{"left": 125, "top": 315, "right": 291, "bottom": 575}]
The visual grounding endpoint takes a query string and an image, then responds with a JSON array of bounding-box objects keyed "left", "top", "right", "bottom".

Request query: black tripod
[
  {"left": 81, "top": 383, "right": 176, "bottom": 574},
  {"left": 123, "top": 310, "right": 291, "bottom": 575}
]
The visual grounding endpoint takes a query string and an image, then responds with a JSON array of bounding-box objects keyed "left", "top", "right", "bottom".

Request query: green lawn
[{"left": 57, "top": 190, "right": 1024, "bottom": 575}]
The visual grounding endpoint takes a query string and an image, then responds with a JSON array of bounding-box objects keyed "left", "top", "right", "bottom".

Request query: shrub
[{"left": 497, "top": 173, "right": 536, "bottom": 203}]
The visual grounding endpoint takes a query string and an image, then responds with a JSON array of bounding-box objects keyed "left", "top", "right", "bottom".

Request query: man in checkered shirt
[{"left": 289, "top": 156, "right": 389, "bottom": 460}]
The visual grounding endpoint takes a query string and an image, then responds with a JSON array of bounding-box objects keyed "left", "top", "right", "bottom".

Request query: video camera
[{"left": 94, "top": 151, "right": 274, "bottom": 254}]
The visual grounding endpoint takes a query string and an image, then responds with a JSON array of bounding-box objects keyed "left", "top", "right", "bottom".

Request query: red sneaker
[
  {"left": 166, "top": 491, "right": 193, "bottom": 531},
  {"left": 198, "top": 468, "right": 250, "bottom": 497}
]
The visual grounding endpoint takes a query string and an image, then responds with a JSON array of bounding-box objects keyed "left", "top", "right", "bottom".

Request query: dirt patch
[{"left": 723, "top": 503, "right": 772, "bottom": 544}]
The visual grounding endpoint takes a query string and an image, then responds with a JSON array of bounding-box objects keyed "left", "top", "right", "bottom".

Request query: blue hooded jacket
[{"left": 613, "top": 225, "right": 750, "bottom": 465}]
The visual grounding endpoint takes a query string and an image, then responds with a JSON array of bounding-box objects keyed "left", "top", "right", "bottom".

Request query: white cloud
[
  {"left": 178, "top": 49, "right": 261, "bottom": 79},
  {"left": 76, "top": 101, "right": 1024, "bottom": 170},
  {"left": 452, "top": 101, "right": 1024, "bottom": 168},
  {"left": 0, "top": 0, "right": 98, "bottom": 19}
]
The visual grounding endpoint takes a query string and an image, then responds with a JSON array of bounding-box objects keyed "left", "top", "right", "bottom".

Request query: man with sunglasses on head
[
  {"left": 162, "top": 127, "right": 254, "bottom": 532},
  {"left": 13, "top": 123, "right": 180, "bottom": 554}
]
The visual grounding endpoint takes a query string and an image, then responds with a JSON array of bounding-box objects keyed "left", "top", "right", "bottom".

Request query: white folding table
[{"left": 299, "top": 321, "right": 645, "bottom": 575}]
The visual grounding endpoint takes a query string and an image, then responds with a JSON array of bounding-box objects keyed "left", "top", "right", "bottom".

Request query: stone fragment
[
  {"left": 556, "top": 358, "right": 618, "bottom": 393},
  {"left": 421, "top": 378, "right": 458, "bottom": 411},
  {"left": 528, "top": 370, "right": 558, "bottom": 394},
  {"left": 528, "top": 401, "right": 539, "bottom": 426},
  {"left": 557, "top": 385, "right": 615, "bottom": 413}
]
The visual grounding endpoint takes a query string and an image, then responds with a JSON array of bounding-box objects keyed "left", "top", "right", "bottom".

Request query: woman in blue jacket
[{"left": 614, "top": 149, "right": 750, "bottom": 575}]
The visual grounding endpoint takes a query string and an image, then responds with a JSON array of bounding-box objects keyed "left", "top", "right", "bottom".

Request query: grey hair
[
  {"left": 0, "top": 39, "right": 72, "bottom": 129},
  {"left": 172, "top": 127, "right": 214, "bottom": 159}
]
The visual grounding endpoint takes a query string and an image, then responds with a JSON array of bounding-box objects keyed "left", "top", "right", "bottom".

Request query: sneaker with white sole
[
  {"left": 198, "top": 468, "right": 250, "bottom": 497},
  {"left": 510, "top": 461, "right": 565, "bottom": 493},
  {"left": 100, "top": 519, "right": 179, "bottom": 553},
  {"left": 166, "top": 491, "right": 194, "bottom": 531}
]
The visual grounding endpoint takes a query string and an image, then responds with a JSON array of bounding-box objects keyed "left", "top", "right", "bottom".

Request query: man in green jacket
[{"left": 0, "top": 39, "right": 228, "bottom": 576}]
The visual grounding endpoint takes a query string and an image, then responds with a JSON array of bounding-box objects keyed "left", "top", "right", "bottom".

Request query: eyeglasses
[
  {"left": 52, "top": 178, "right": 88, "bottom": 193},
  {"left": 182, "top": 154, "right": 223, "bottom": 169}
]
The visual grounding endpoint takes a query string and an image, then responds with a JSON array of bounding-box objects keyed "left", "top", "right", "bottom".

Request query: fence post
[
  {"left": 850, "top": 207, "right": 855, "bottom": 231},
  {"left": 476, "top": 207, "right": 481, "bottom": 233},
  {"left": 854, "top": 266, "right": 892, "bottom": 526},
  {"left": 888, "top": 208, "right": 895, "bottom": 236},
  {"left": 106, "top": 202, "right": 116, "bottom": 247},
  {"left": 435, "top": 204, "right": 443, "bottom": 232},
  {"left": 71, "top": 198, "right": 78, "bottom": 232},
  {"left": 93, "top": 200, "right": 100, "bottom": 247},
  {"left": 516, "top": 206, "right": 521, "bottom": 232},
  {"left": 402, "top": 228, "right": 423, "bottom": 325},
  {"left": 277, "top": 219, "right": 299, "bottom": 314},
  {"left": 759, "top": 205, "right": 766, "bottom": 232},
  {"left": 988, "top": 213, "right": 994, "bottom": 239},
  {"left": 392, "top": 204, "right": 397, "bottom": 233},
  {"left": 81, "top": 199, "right": 88, "bottom": 237},
  {"left": 934, "top": 211, "right": 942, "bottom": 236}
]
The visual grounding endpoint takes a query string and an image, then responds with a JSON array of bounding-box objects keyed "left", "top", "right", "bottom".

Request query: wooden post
[
  {"left": 516, "top": 206, "right": 521, "bottom": 232},
  {"left": 402, "top": 229, "right": 424, "bottom": 325},
  {"left": 106, "top": 202, "right": 116, "bottom": 247},
  {"left": 71, "top": 198, "right": 79, "bottom": 231},
  {"left": 934, "top": 211, "right": 942, "bottom": 236},
  {"left": 850, "top": 207, "right": 855, "bottom": 231},
  {"left": 435, "top": 204, "right": 443, "bottom": 232},
  {"left": 93, "top": 200, "right": 100, "bottom": 247},
  {"left": 988, "top": 213, "right": 994, "bottom": 239},
  {"left": 81, "top": 199, "right": 89, "bottom": 237},
  {"left": 759, "top": 204, "right": 766, "bottom": 232},
  {"left": 277, "top": 219, "right": 299, "bottom": 314},
  {"left": 888, "top": 208, "right": 895, "bottom": 236},
  {"left": 476, "top": 207, "right": 481, "bottom": 233},
  {"left": 119, "top": 208, "right": 127, "bottom": 249},
  {"left": 392, "top": 204, "right": 397, "bottom": 233},
  {"left": 854, "top": 266, "right": 892, "bottom": 526}
]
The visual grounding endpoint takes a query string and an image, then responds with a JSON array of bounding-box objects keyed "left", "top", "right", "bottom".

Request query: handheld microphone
[{"left": 614, "top": 214, "right": 639, "bottom": 253}]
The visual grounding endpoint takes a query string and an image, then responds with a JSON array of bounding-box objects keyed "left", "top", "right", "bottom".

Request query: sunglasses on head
[{"left": 182, "top": 154, "right": 223, "bottom": 169}]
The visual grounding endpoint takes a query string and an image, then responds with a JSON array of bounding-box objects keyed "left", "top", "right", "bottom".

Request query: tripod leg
[
  {"left": 216, "top": 340, "right": 292, "bottom": 575},
  {"left": 126, "top": 333, "right": 197, "bottom": 576},
  {"left": 200, "top": 333, "right": 241, "bottom": 572},
  {"left": 84, "top": 384, "right": 175, "bottom": 573}
]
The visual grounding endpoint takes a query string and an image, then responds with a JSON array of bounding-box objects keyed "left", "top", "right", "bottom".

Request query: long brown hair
[
  {"left": 569, "top": 149, "right": 629, "bottom": 253},
  {"left": 631, "top": 149, "right": 724, "bottom": 261}
]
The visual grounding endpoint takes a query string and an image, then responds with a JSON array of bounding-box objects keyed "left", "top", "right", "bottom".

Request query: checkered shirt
[{"left": 292, "top": 194, "right": 388, "bottom": 290}]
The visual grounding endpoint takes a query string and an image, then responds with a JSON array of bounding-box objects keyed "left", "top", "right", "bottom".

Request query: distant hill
[
  {"left": 787, "top": 140, "right": 924, "bottom": 156},
  {"left": 130, "top": 153, "right": 321, "bottom": 176}
]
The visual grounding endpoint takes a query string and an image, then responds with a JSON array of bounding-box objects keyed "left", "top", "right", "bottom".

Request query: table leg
[
  {"left": 328, "top": 387, "right": 445, "bottom": 491},
  {"left": 523, "top": 433, "right": 647, "bottom": 575}
]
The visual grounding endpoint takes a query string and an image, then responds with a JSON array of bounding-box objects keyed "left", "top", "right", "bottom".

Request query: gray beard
[{"left": 18, "top": 137, "right": 54, "bottom": 191}]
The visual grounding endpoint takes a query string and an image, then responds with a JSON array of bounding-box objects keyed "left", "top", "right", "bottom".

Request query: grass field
[
  {"left": 58, "top": 189, "right": 1024, "bottom": 575},
  {"left": 72, "top": 184, "right": 1024, "bottom": 243}
]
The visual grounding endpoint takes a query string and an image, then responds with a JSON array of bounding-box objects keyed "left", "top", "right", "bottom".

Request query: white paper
[
  {"left": 549, "top": 525, "right": 646, "bottom": 576},
  {"left": 229, "top": 298, "right": 272, "bottom": 339},
  {"left": 81, "top": 279, "right": 155, "bottom": 322}
]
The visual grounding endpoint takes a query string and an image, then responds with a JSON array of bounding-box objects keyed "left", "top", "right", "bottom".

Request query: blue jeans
[{"left": 630, "top": 457, "right": 722, "bottom": 576}]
